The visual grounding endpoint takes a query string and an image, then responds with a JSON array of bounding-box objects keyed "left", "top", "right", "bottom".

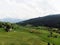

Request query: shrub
[{"left": 29, "top": 29, "right": 40, "bottom": 34}]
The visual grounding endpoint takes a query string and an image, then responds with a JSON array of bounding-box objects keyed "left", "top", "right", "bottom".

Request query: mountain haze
[{"left": 0, "top": 18, "right": 23, "bottom": 23}]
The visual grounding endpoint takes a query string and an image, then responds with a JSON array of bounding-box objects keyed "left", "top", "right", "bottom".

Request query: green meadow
[{"left": 0, "top": 24, "right": 59, "bottom": 45}]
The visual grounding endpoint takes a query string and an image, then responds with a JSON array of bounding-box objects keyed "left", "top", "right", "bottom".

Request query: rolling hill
[{"left": 17, "top": 14, "right": 60, "bottom": 28}]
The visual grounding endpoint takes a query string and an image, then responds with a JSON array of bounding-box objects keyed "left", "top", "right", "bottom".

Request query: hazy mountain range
[{"left": 0, "top": 18, "right": 23, "bottom": 23}]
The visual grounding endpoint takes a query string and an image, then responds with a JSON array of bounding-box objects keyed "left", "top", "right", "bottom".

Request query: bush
[{"left": 29, "top": 29, "right": 41, "bottom": 34}]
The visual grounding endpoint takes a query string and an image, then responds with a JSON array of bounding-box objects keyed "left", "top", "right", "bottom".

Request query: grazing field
[
  {"left": 0, "top": 32, "right": 47, "bottom": 45},
  {"left": 0, "top": 25, "right": 60, "bottom": 45}
]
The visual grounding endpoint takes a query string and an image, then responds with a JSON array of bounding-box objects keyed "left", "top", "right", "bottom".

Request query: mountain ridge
[{"left": 17, "top": 14, "right": 60, "bottom": 28}]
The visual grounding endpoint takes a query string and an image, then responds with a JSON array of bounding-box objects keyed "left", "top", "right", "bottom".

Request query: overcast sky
[{"left": 0, "top": 0, "right": 60, "bottom": 19}]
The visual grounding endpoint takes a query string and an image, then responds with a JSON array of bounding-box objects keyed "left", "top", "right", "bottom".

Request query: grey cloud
[{"left": 0, "top": 0, "right": 59, "bottom": 19}]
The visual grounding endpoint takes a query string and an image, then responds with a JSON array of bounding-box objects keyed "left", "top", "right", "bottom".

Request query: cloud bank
[{"left": 0, "top": 0, "right": 60, "bottom": 19}]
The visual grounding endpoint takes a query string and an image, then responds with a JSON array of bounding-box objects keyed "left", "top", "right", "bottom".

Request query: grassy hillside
[
  {"left": 0, "top": 24, "right": 60, "bottom": 45},
  {"left": 0, "top": 32, "right": 47, "bottom": 45},
  {"left": 0, "top": 25, "right": 47, "bottom": 45}
]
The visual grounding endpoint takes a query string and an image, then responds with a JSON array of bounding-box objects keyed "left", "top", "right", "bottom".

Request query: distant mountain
[
  {"left": 17, "top": 14, "right": 60, "bottom": 28},
  {"left": 0, "top": 18, "right": 23, "bottom": 23}
]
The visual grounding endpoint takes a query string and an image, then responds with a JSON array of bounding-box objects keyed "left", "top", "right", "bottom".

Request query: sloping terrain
[
  {"left": 0, "top": 29, "right": 47, "bottom": 45},
  {"left": 17, "top": 14, "right": 60, "bottom": 28},
  {"left": 0, "top": 22, "right": 59, "bottom": 45}
]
